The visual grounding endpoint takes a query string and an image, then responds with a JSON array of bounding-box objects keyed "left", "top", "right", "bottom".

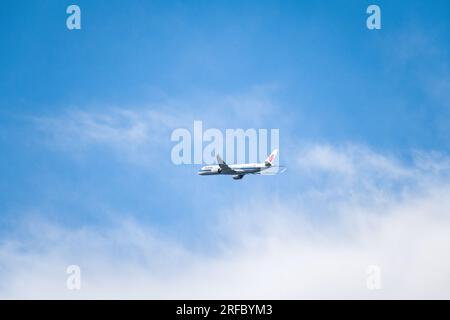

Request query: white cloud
[
  {"left": 297, "top": 144, "right": 410, "bottom": 177},
  {"left": 1, "top": 144, "right": 450, "bottom": 299},
  {"left": 33, "top": 108, "right": 180, "bottom": 166}
]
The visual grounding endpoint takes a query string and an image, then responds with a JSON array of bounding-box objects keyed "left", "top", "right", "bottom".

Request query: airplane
[{"left": 197, "top": 149, "right": 284, "bottom": 180}]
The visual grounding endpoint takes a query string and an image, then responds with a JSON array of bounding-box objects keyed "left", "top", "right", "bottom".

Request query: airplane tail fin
[
  {"left": 216, "top": 154, "right": 225, "bottom": 165},
  {"left": 264, "top": 149, "right": 278, "bottom": 166}
]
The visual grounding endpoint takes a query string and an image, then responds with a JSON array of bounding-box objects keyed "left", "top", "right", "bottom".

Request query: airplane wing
[{"left": 216, "top": 155, "right": 236, "bottom": 174}]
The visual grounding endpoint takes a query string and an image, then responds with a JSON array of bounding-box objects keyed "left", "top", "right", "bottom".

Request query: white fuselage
[
  {"left": 198, "top": 149, "right": 279, "bottom": 180},
  {"left": 198, "top": 162, "right": 268, "bottom": 176}
]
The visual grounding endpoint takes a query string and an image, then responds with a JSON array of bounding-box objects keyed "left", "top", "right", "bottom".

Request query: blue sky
[{"left": 0, "top": 1, "right": 450, "bottom": 298}]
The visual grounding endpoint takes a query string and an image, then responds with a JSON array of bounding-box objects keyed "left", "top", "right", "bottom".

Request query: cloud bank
[{"left": 1, "top": 144, "right": 450, "bottom": 299}]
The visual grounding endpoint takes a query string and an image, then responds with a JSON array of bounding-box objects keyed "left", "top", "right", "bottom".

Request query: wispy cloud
[
  {"left": 33, "top": 108, "right": 179, "bottom": 166},
  {"left": 1, "top": 144, "right": 449, "bottom": 299}
]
